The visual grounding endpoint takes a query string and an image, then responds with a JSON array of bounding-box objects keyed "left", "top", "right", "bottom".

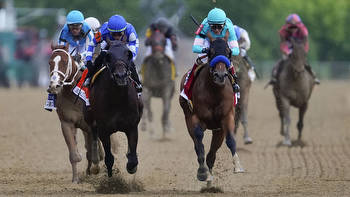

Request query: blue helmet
[
  {"left": 207, "top": 8, "right": 226, "bottom": 24},
  {"left": 286, "top": 13, "right": 302, "bottom": 25},
  {"left": 108, "top": 15, "right": 127, "bottom": 32},
  {"left": 66, "top": 10, "right": 84, "bottom": 24}
]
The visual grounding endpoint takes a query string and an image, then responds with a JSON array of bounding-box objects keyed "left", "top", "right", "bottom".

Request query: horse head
[
  {"left": 289, "top": 37, "right": 307, "bottom": 72},
  {"left": 47, "top": 43, "right": 78, "bottom": 94},
  {"left": 206, "top": 31, "right": 232, "bottom": 86},
  {"left": 105, "top": 41, "right": 133, "bottom": 86},
  {"left": 150, "top": 30, "right": 166, "bottom": 56}
]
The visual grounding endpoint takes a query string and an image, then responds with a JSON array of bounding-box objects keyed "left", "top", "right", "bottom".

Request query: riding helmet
[
  {"left": 66, "top": 10, "right": 84, "bottom": 24},
  {"left": 207, "top": 8, "right": 226, "bottom": 24},
  {"left": 107, "top": 15, "right": 127, "bottom": 32}
]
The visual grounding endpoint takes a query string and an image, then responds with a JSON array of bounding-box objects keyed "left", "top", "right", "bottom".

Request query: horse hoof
[
  {"left": 126, "top": 165, "right": 138, "bottom": 174},
  {"left": 244, "top": 137, "right": 253, "bottom": 144},
  {"left": 72, "top": 178, "right": 80, "bottom": 184},
  {"left": 90, "top": 164, "right": 100, "bottom": 175},
  {"left": 197, "top": 167, "right": 208, "bottom": 181},
  {"left": 107, "top": 169, "right": 113, "bottom": 177},
  {"left": 234, "top": 167, "right": 245, "bottom": 173},
  {"left": 283, "top": 139, "right": 292, "bottom": 146}
]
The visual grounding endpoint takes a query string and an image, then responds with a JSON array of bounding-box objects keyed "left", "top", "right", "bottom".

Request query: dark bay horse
[
  {"left": 47, "top": 44, "right": 102, "bottom": 183},
  {"left": 272, "top": 39, "right": 315, "bottom": 146},
  {"left": 179, "top": 36, "right": 244, "bottom": 186},
  {"left": 85, "top": 41, "right": 143, "bottom": 177},
  {"left": 233, "top": 57, "right": 253, "bottom": 144},
  {"left": 141, "top": 30, "right": 175, "bottom": 138}
]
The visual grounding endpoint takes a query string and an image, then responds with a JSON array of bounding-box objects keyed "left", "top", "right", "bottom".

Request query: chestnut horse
[
  {"left": 47, "top": 44, "right": 103, "bottom": 183},
  {"left": 179, "top": 36, "right": 244, "bottom": 186}
]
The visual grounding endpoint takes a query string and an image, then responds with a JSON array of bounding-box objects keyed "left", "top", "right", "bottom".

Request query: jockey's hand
[
  {"left": 86, "top": 60, "right": 93, "bottom": 70},
  {"left": 94, "top": 32, "right": 102, "bottom": 43},
  {"left": 202, "top": 47, "right": 209, "bottom": 54}
]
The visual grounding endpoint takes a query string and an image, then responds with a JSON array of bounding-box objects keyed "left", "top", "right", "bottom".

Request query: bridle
[{"left": 50, "top": 49, "right": 80, "bottom": 86}]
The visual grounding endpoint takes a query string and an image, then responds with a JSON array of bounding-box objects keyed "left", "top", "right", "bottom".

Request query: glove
[
  {"left": 94, "top": 32, "right": 102, "bottom": 43},
  {"left": 86, "top": 60, "right": 93, "bottom": 71},
  {"left": 201, "top": 47, "right": 209, "bottom": 54}
]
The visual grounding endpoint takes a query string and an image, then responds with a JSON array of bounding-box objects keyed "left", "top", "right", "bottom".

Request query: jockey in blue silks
[
  {"left": 181, "top": 8, "right": 240, "bottom": 101},
  {"left": 84, "top": 15, "right": 142, "bottom": 95},
  {"left": 44, "top": 10, "right": 95, "bottom": 111}
]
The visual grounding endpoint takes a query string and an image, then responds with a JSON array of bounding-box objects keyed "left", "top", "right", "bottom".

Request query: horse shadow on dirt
[{"left": 276, "top": 139, "right": 308, "bottom": 148}]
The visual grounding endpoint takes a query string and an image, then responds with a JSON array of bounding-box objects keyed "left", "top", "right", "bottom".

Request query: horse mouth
[
  {"left": 47, "top": 84, "right": 62, "bottom": 94},
  {"left": 213, "top": 73, "right": 227, "bottom": 85}
]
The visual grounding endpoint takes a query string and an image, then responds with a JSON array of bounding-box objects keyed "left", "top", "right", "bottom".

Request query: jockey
[
  {"left": 83, "top": 15, "right": 142, "bottom": 95},
  {"left": 180, "top": 7, "right": 240, "bottom": 101},
  {"left": 270, "top": 13, "right": 320, "bottom": 84},
  {"left": 44, "top": 10, "right": 95, "bottom": 111},
  {"left": 144, "top": 17, "right": 178, "bottom": 65},
  {"left": 84, "top": 17, "right": 102, "bottom": 60}
]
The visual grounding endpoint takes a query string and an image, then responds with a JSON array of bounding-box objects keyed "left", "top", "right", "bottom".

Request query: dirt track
[{"left": 1, "top": 79, "right": 350, "bottom": 196}]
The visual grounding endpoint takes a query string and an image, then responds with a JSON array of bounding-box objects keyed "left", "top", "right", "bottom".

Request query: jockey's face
[
  {"left": 68, "top": 23, "right": 83, "bottom": 36},
  {"left": 210, "top": 24, "right": 224, "bottom": 35},
  {"left": 288, "top": 25, "right": 298, "bottom": 33},
  {"left": 110, "top": 31, "right": 124, "bottom": 40}
]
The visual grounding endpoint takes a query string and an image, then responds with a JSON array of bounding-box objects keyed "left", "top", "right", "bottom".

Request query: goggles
[{"left": 210, "top": 24, "right": 225, "bottom": 30}]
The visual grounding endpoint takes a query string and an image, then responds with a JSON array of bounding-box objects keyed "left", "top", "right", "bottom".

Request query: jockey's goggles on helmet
[
  {"left": 110, "top": 31, "right": 124, "bottom": 37},
  {"left": 210, "top": 24, "right": 225, "bottom": 31}
]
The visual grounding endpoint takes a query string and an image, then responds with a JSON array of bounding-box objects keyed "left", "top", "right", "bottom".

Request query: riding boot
[
  {"left": 305, "top": 63, "right": 320, "bottom": 85},
  {"left": 130, "top": 62, "right": 143, "bottom": 95},
  {"left": 229, "top": 67, "right": 240, "bottom": 93},
  {"left": 269, "top": 59, "right": 283, "bottom": 84}
]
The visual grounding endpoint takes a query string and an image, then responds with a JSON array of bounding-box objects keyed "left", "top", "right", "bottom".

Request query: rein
[{"left": 50, "top": 49, "right": 80, "bottom": 86}]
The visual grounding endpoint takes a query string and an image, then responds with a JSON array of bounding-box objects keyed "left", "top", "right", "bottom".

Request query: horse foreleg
[
  {"left": 224, "top": 112, "right": 245, "bottom": 173},
  {"left": 205, "top": 129, "right": 225, "bottom": 185},
  {"left": 240, "top": 103, "right": 253, "bottom": 144},
  {"left": 100, "top": 133, "right": 114, "bottom": 177},
  {"left": 297, "top": 103, "right": 308, "bottom": 140},
  {"left": 185, "top": 114, "right": 207, "bottom": 181},
  {"left": 226, "top": 131, "right": 245, "bottom": 173},
  {"left": 125, "top": 127, "right": 139, "bottom": 174},
  {"left": 162, "top": 90, "right": 172, "bottom": 136},
  {"left": 61, "top": 121, "right": 81, "bottom": 183},
  {"left": 280, "top": 99, "right": 291, "bottom": 146},
  {"left": 82, "top": 131, "right": 100, "bottom": 175}
]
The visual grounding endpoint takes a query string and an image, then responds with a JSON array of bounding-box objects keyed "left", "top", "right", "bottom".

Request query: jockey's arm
[
  {"left": 125, "top": 24, "right": 139, "bottom": 61},
  {"left": 227, "top": 28, "right": 240, "bottom": 56},
  {"left": 239, "top": 29, "right": 251, "bottom": 51},
  {"left": 85, "top": 30, "right": 95, "bottom": 63}
]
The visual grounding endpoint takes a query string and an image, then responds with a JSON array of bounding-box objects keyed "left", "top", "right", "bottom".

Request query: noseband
[{"left": 50, "top": 49, "right": 79, "bottom": 86}]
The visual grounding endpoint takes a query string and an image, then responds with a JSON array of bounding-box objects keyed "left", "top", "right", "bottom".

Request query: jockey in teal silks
[{"left": 180, "top": 8, "right": 240, "bottom": 101}]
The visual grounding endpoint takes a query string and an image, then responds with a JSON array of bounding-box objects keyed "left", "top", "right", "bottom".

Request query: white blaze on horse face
[{"left": 51, "top": 55, "right": 61, "bottom": 85}]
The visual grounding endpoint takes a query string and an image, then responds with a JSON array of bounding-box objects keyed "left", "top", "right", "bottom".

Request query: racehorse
[
  {"left": 233, "top": 57, "right": 253, "bottom": 144},
  {"left": 272, "top": 38, "right": 315, "bottom": 146},
  {"left": 179, "top": 34, "right": 244, "bottom": 186},
  {"left": 84, "top": 40, "right": 143, "bottom": 177},
  {"left": 141, "top": 30, "right": 175, "bottom": 138},
  {"left": 47, "top": 44, "right": 102, "bottom": 183}
]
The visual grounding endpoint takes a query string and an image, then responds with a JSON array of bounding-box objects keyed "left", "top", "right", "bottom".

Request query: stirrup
[{"left": 83, "top": 77, "right": 91, "bottom": 87}]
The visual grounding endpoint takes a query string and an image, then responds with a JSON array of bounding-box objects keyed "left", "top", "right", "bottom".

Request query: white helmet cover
[{"left": 85, "top": 17, "right": 101, "bottom": 32}]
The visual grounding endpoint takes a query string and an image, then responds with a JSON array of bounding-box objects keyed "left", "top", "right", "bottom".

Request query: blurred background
[{"left": 0, "top": 0, "right": 349, "bottom": 88}]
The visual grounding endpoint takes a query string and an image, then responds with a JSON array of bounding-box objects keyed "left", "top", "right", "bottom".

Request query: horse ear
[
  {"left": 51, "top": 41, "right": 55, "bottom": 50},
  {"left": 64, "top": 42, "right": 69, "bottom": 51},
  {"left": 127, "top": 50, "right": 133, "bottom": 61}
]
